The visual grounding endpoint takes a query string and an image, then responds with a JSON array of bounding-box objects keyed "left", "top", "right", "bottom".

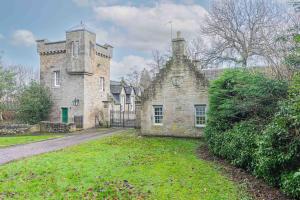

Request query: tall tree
[
  {"left": 147, "top": 50, "right": 168, "bottom": 77},
  {"left": 125, "top": 69, "right": 140, "bottom": 87},
  {"left": 0, "top": 57, "right": 16, "bottom": 120},
  {"left": 201, "top": 0, "right": 287, "bottom": 70},
  {"left": 139, "top": 68, "right": 152, "bottom": 90}
]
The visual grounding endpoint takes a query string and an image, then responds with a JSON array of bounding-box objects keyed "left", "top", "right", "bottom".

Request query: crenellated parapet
[
  {"left": 96, "top": 43, "right": 113, "bottom": 59},
  {"left": 37, "top": 40, "right": 66, "bottom": 55}
]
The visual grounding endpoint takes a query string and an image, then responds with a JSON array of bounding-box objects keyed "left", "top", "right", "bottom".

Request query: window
[
  {"left": 99, "top": 77, "right": 105, "bottom": 92},
  {"left": 195, "top": 105, "right": 206, "bottom": 127},
  {"left": 153, "top": 105, "right": 163, "bottom": 125},
  {"left": 130, "top": 95, "right": 135, "bottom": 111},
  {"left": 54, "top": 71, "right": 60, "bottom": 87},
  {"left": 72, "top": 41, "right": 79, "bottom": 57},
  {"left": 120, "top": 95, "right": 125, "bottom": 112},
  {"left": 89, "top": 41, "right": 94, "bottom": 56}
]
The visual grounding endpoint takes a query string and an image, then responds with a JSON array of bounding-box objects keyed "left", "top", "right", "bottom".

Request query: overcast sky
[{"left": 0, "top": 0, "right": 209, "bottom": 80}]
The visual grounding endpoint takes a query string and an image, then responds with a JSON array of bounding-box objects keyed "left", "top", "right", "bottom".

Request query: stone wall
[
  {"left": 40, "top": 121, "right": 76, "bottom": 133},
  {"left": 0, "top": 124, "right": 38, "bottom": 135}
]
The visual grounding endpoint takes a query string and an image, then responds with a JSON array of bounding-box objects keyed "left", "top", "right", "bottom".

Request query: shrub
[
  {"left": 220, "top": 121, "right": 260, "bottom": 170},
  {"left": 280, "top": 170, "right": 300, "bottom": 199},
  {"left": 206, "top": 69, "right": 287, "bottom": 133},
  {"left": 254, "top": 73, "right": 300, "bottom": 192},
  {"left": 17, "top": 81, "right": 53, "bottom": 124},
  {"left": 205, "top": 69, "right": 288, "bottom": 170}
]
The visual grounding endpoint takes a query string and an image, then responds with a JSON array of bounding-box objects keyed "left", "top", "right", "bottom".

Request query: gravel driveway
[{"left": 0, "top": 128, "right": 123, "bottom": 165}]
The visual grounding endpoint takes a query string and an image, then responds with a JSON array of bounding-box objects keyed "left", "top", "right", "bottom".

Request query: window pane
[
  {"left": 99, "top": 77, "right": 105, "bottom": 92},
  {"left": 54, "top": 71, "right": 60, "bottom": 86},
  {"left": 153, "top": 106, "right": 163, "bottom": 124},
  {"left": 195, "top": 105, "right": 206, "bottom": 126}
]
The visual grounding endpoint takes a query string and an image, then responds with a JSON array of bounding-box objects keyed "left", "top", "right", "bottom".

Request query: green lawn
[
  {"left": 0, "top": 134, "right": 62, "bottom": 148},
  {"left": 0, "top": 130, "right": 248, "bottom": 200}
]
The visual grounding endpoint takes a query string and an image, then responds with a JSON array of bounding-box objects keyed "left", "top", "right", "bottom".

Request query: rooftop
[{"left": 67, "top": 22, "right": 95, "bottom": 34}]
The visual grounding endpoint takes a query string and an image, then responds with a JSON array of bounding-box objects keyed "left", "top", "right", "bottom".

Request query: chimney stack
[{"left": 172, "top": 31, "right": 186, "bottom": 58}]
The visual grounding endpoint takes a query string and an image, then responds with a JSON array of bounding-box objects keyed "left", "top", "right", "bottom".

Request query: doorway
[{"left": 61, "top": 107, "right": 68, "bottom": 123}]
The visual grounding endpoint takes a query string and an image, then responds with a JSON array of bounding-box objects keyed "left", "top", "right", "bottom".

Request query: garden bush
[
  {"left": 280, "top": 169, "right": 300, "bottom": 199},
  {"left": 205, "top": 69, "right": 288, "bottom": 170},
  {"left": 204, "top": 69, "right": 300, "bottom": 198},
  {"left": 219, "top": 121, "right": 260, "bottom": 170},
  {"left": 17, "top": 81, "right": 53, "bottom": 124},
  {"left": 254, "top": 73, "right": 300, "bottom": 197}
]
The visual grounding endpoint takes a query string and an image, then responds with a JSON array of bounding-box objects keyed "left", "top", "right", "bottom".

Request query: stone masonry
[
  {"left": 141, "top": 32, "right": 209, "bottom": 137},
  {"left": 37, "top": 24, "right": 113, "bottom": 129}
]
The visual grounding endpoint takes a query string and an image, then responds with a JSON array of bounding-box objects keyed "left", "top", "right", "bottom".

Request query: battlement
[
  {"left": 96, "top": 43, "right": 113, "bottom": 59},
  {"left": 37, "top": 40, "right": 112, "bottom": 58},
  {"left": 37, "top": 40, "right": 66, "bottom": 55}
]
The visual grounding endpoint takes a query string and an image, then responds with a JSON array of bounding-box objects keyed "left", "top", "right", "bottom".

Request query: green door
[{"left": 62, "top": 108, "right": 68, "bottom": 123}]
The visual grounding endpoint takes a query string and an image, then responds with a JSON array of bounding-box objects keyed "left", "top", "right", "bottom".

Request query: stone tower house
[
  {"left": 141, "top": 32, "right": 209, "bottom": 137},
  {"left": 37, "top": 24, "right": 113, "bottom": 129}
]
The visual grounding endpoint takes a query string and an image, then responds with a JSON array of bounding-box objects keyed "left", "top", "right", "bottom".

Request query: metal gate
[{"left": 110, "top": 110, "right": 138, "bottom": 128}]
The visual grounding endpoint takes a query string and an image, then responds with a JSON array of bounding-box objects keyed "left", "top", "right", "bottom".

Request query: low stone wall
[
  {"left": 0, "top": 124, "right": 33, "bottom": 136},
  {"left": 40, "top": 121, "right": 76, "bottom": 133}
]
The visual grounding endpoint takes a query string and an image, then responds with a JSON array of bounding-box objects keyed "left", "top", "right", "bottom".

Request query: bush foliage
[
  {"left": 17, "top": 81, "right": 52, "bottom": 124},
  {"left": 204, "top": 69, "right": 300, "bottom": 198},
  {"left": 205, "top": 69, "right": 287, "bottom": 169}
]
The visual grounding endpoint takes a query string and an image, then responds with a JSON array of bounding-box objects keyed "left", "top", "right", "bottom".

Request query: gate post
[{"left": 123, "top": 111, "right": 125, "bottom": 127}]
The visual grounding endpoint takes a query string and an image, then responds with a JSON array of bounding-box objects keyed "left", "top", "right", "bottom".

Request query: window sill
[
  {"left": 195, "top": 125, "right": 206, "bottom": 128},
  {"left": 53, "top": 85, "right": 61, "bottom": 88},
  {"left": 153, "top": 123, "right": 163, "bottom": 126}
]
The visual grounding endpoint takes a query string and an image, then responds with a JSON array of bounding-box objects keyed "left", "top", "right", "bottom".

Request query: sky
[{"left": 0, "top": 0, "right": 210, "bottom": 80}]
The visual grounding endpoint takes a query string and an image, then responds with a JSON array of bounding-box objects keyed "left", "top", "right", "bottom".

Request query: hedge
[{"left": 204, "top": 69, "right": 300, "bottom": 198}]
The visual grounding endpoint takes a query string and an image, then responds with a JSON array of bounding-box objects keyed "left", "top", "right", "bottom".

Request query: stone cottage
[
  {"left": 110, "top": 81, "right": 141, "bottom": 112},
  {"left": 37, "top": 24, "right": 113, "bottom": 129},
  {"left": 141, "top": 32, "right": 209, "bottom": 137}
]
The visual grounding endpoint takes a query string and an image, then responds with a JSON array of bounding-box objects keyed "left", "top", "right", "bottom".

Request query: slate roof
[{"left": 110, "top": 81, "right": 140, "bottom": 104}]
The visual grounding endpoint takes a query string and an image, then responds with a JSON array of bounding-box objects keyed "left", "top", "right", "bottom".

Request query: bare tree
[
  {"left": 147, "top": 50, "right": 169, "bottom": 77},
  {"left": 9, "top": 65, "right": 39, "bottom": 89},
  {"left": 201, "top": 0, "right": 288, "bottom": 71},
  {"left": 139, "top": 68, "right": 152, "bottom": 90},
  {"left": 125, "top": 69, "right": 140, "bottom": 87}
]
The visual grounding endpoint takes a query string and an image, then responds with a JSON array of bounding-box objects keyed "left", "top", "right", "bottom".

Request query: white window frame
[
  {"left": 54, "top": 70, "right": 60, "bottom": 87},
  {"left": 99, "top": 77, "right": 105, "bottom": 92},
  {"left": 195, "top": 105, "right": 206, "bottom": 127},
  {"left": 153, "top": 105, "right": 163, "bottom": 125}
]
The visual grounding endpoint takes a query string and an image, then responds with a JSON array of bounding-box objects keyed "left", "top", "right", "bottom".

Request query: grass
[
  {"left": 0, "top": 134, "right": 63, "bottom": 148},
  {"left": 0, "top": 130, "right": 248, "bottom": 200}
]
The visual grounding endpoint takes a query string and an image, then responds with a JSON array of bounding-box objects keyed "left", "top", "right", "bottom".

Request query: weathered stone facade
[
  {"left": 141, "top": 32, "right": 209, "bottom": 137},
  {"left": 37, "top": 24, "right": 113, "bottom": 129}
]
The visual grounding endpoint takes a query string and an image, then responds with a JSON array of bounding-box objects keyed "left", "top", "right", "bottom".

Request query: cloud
[
  {"left": 111, "top": 55, "right": 152, "bottom": 80},
  {"left": 72, "top": 0, "right": 119, "bottom": 7},
  {"left": 11, "top": 30, "right": 36, "bottom": 47},
  {"left": 93, "top": 3, "right": 208, "bottom": 51},
  {"left": 0, "top": 33, "right": 4, "bottom": 40}
]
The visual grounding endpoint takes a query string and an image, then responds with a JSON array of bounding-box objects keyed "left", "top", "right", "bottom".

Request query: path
[{"left": 0, "top": 128, "right": 123, "bottom": 165}]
